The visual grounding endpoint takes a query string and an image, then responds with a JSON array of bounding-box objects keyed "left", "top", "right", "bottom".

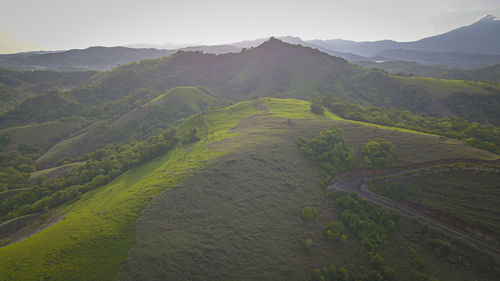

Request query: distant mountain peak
[
  {"left": 256, "top": 37, "right": 287, "bottom": 49},
  {"left": 266, "top": 37, "right": 283, "bottom": 43},
  {"left": 478, "top": 14, "right": 499, "bottom": 23}
]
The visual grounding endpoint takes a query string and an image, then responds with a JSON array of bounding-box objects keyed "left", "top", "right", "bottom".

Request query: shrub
[
  {"left": 325, "top": 221, "right": 344, "bottom": 241},
  {"left": 310, "top": 103, "right": 324, "bottom": 115},
  {"left": 362, "top": 138, "right": 396, "bottom": 170},
  {"left": 303, "top": 238, "right": 313, "bottom": 250},
  {"left": 302, "top": 206, "right": 320, "bottom": 221}
]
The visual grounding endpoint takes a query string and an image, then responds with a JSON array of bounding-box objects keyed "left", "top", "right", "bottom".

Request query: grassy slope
[
  {"left": 33, "top": 126, "right": 96, "bottom": 169},
  {"left": 117, "top": 99, "right": 498, "bottom": 281},
  {"left": 33, "top": 86, "right": 218, "bottom": 169},
  {"left": 396, "top": 76, "right": 497, "bottom": 98},
  {"left": 358, "top": 61, "right": 500, "bottom": 83},
  {"left": 0, "top": 98, "right": 496, "bottom": 280},
  {"left": 0, "top": 120, "right": 87, "bottom": 151},
  {"left": 0, "top": 68, "right": 96, "bottom": 115},
  {"left": 116, "top": 122, "right": 355, "bottom": 281},
  {"left": 149, "top": 86, "right": 215, "bottom": 109},
  {"left": 0, "top": 83, "right": 25, "bottom": 115},
  {"left": 0, "top": 101, "right": 260, "bottom": 280},
  {"left": 29, "top": 161, "right": 87, "bottom": 182},
  {"left": 369, "top": 169, "right": 500, "bottom": 240}
]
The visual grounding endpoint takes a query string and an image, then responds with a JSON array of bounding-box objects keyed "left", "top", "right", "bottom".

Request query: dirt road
[{"left": 328, "top": 161, "right": 500, "bottom": 258}]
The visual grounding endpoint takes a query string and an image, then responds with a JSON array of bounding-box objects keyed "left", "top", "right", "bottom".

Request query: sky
[{"left": 1, "top": 0, "right": 499, "bottom": 53}]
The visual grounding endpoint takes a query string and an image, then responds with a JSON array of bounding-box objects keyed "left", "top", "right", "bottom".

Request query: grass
[
  {"left": 334, "top": 121, "right": 497, "bottom": 166},
  {"left": 149, "top": 86, "right": 217, "bottom": 112},
  {"left": 0, "top": 98, "right": 497, "bottom": 280},
  {"left": 34, "top": 87, "right": 218, "bottom": 169},
  {"left": 261, "top": 98, "right": 341, "bottom": 120},
  {"left": 116, "top": 117, "right": 341, "bottom": 281},
  {"left": 29, "top": 161, "right": 87, "bottom": 182},
  {"left": 396, "top": 76, "right": 497, "bottom": 99},
  {"left": 0, "top": 101, "right": 261, "bottom": 281},
  {"left": 369, "top": 168, "right": 500, "bottom": 240},
  {"left": 34, "top": 130, "right": 91, "bottom": 169},
  {"left": 0, "top": 120, "right": 87, "bottom": 151},
  {"left": 116, "top": 110, "right": 498, "bottom": 281}
]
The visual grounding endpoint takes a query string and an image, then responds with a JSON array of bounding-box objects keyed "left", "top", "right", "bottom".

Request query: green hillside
[
  {"left": 72, "top": 39, "right": 497, "bottom": 122},
  {"left": 0, "top": 120, "right": 87, "bottom": 152},
  {"left": 369, "top": 167, "right": 500, "bottom": 241},
  {"left": 2, "top": 38, "right": 497, "bottom": 130},
  {"left": 357, "top": 61, "right": 500, "bottom": 83},
  {"left": 0, "top": 68, "right": 96, "bottom": 115},
  {"left": 33, "top": 86, "right": 219, "bottom": 169},
  {"left": 0, "top": 100, "right": 261, "bottom": 280},
  {"left": 0, "top": 92, "right": 82, "bottom": 129},
  {"left": 149, "top": 86, "right": 216, "bottom": 109},
  {"left": 0, "top": 98, "right": 497, "bottom": 280}
]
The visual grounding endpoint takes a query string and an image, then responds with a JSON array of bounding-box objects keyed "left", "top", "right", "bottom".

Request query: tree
[
  {"left": 370, "top": 253, "right": 385, "bottom": 269},
  {"left": 0, "top": 134, "right": 9, "bottom": 150},
  {"left": 362, "top": 138, "right": 396, "bottom": 169},
  {"left": 297, "top": 126, "right": 355, "bottom": 174},
  {"left": 302, "top": 206, "right": 320, "bottom": 221},
  {"left": 326, "top": 221, "right": 344, "bottom": 240},
  {"left": 340, "top": 234, "right": 348, "bottom": 245},
  {"left": 310, "top": 102, "right": 324, "bottom": 115}
]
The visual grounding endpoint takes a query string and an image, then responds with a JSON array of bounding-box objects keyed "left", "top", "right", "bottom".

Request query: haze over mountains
[{"left": 0, "top": 15, "right": 499, "bottom": 72}]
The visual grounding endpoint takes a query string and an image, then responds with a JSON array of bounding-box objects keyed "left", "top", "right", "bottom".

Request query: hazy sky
[{"left": 1, "top": 0, "right": 499, "bottom": 53}]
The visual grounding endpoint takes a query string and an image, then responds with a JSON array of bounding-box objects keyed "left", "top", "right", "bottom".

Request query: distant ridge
[
  {"left": 308, "top": 15, "right": 500, "bottom": 67},
  {"left": 0, "top": 46, "right": 175, "bottom": 71}
]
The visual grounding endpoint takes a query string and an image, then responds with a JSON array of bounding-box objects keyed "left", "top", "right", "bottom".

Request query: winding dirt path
[{"left": 328, "top": 159, "right": 500, "bottom": 258}]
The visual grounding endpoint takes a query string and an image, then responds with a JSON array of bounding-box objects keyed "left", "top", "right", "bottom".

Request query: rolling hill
[
  {"left": 0, "top": 38, "right": 498, "bottom": 173},
  {"left": 0, "top": 68, "right": 96, "bottom": 115},
  {"left": 33, "top": 86, "right": 220, "bottom": 169},
  {"left": 43, "top": 38, "right": 498, "bottom": 125},
  {"left": 0, "top": 98, "right": 497, "bottom": 280}
]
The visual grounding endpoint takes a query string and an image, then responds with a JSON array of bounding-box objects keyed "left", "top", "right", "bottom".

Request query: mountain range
[{"left": 1, "top": 15, "right": 499, "bottom": 71}]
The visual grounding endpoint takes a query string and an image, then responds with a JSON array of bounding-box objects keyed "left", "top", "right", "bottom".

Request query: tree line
[{"left": 0, "top": 128, "right": 179, "bottom": 222}]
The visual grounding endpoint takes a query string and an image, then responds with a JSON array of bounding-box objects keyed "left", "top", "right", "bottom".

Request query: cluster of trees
[
  {"left": 298, "top": 124, "right": 398, "bottom": 176},
  {"left": 361, "top": 139, "right": 396, "bottom": 170},
  {"left": 325, "top": 221, "right": 347, "bottom": 243},
  {"left": 297, "top": 126, "right": 355, "bottom": 175},
  {"left": 318, "top": 96, "right": 500, "bottom": 154},
  {"left": 311, "top": 265, "right": 350, "bottom": 281},
  {"left": 0, "top": 142, "right": 44, "bottom": 191},
  {"left": 0, "top": 167, "right": 28, "bottom": 192},
  {"left": 335, "top": 193, "right": 398, "bottom": 250},
  {"left": 363, "top": 253, "right": 396, "bottom": 281},
  {"left": 0, "top": 129, "right": 178, "bottom": 222}
]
